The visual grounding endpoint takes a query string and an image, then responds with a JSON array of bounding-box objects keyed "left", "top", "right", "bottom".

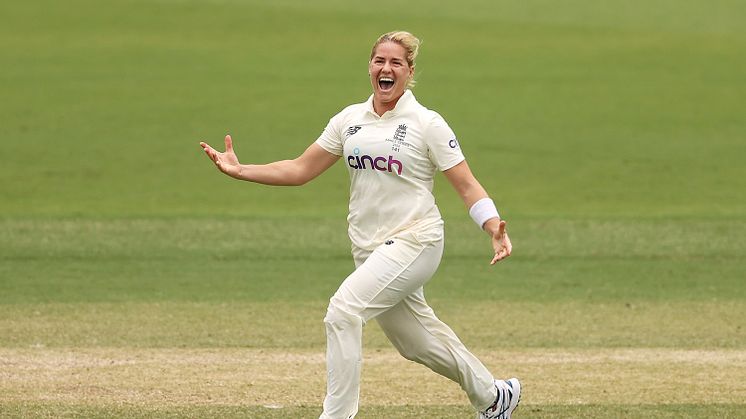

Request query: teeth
[{"left": 379, "top": 77, "right": 394, "bottom": 82}]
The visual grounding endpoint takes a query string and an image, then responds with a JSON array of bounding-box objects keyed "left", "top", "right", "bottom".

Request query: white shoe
[{"left": 477, "top": 378, "right": 521, "bottom": 419}]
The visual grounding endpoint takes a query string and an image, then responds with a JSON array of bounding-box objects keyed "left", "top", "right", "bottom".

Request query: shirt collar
[{"left": 366, "top": 89, "right": 415, "bottom": 118}]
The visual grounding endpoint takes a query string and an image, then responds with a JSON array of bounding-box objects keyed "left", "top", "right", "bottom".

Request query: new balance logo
[{"left": 345, "top": 126, "right": 362, "bottom": 138}]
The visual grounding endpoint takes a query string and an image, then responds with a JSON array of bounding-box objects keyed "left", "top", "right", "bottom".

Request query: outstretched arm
[
  {"left": 200, "top": 135, "right": 340, "bottom": 186},
  {"left": 443, "top": 160, "right": 512, "bottom": 264}
]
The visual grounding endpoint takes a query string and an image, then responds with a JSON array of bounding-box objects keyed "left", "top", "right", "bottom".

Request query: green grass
[
  {"left": 3, "top": 403, "right": 745, "bottom": 419},
  {"left": 2, "top": 218, "right": 744, "bottom": 304},
  {"left": 1, "top": 0, "right": 745, "bottom": 218},
  {"left": 2, "top": 300, "right": 743, "bottom": 348},
  {"left": 1, "top": 0, "right": 745, "bottom": 417}
]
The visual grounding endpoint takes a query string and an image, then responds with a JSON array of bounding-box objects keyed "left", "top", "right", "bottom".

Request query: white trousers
[{"left": 319, "top": 232, "right": 497, "bottom": 419}]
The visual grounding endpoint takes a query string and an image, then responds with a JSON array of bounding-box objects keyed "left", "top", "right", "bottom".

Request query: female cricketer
[{"left": 200, "top": 31, "right": 521, "bottom": 419}]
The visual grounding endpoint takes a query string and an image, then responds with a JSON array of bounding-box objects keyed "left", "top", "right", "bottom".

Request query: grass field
[{"left": 1, "top": 0, "right": 745, "bottom": 417}]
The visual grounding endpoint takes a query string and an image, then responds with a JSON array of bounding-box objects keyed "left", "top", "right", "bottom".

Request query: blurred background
[
  {"left": 1, "top": 1, "right": 745, "bottom": 417},
  {"left": 3, "top": 0, "right": 744, "bottom": 219}
]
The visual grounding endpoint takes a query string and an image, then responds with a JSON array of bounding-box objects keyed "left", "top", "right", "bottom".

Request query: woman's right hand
[{"left": 200, "top": 135, "right": 242, "bottom": 179}]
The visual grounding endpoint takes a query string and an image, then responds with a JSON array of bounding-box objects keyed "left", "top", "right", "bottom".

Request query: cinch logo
[{"left": 347, "top": 153, "right": 403, "bottom": 175}]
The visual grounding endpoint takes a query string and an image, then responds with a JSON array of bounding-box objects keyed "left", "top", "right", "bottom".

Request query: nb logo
[
  {"left": 345, "top": 126, "right": 362, "bottom": 138},
  {"left": 385, "top": 240, "right": 394, "bottom": 245}
]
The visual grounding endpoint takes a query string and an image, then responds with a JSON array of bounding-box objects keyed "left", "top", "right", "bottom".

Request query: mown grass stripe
[
  {"left": 2, "top": 348, "right": 744, "bottom": 407},
  {"left": 1, "top": 301, "right": 743, "bottom": 349}
]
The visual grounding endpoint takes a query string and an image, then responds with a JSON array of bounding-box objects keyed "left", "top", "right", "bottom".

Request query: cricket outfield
[{"left": 1, "top": 0, "right": 745, "bottom": 417}]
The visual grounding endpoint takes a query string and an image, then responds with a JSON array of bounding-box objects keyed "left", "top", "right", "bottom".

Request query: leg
[
  {"left": 320, "top": 234, "right": 442, "bottom": 419},
  {"left": 321, "top": 305, "right": 363, "bottom": 419},
  {"left": 375, "top": 291, "right": 498, "bottom": 411}
]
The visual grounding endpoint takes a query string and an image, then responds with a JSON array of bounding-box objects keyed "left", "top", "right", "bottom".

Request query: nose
[{"left": 381, "top": 61, "right": 392, "bottom": 73}]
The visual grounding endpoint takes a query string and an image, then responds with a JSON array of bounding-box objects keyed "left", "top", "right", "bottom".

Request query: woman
[{"left": 200, "top": 31, "right": 521, "bottom": 419}]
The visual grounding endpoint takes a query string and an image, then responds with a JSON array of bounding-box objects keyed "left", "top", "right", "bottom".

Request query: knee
[{"left": 324, "top": 300, "right": 363, "bottom": 331}]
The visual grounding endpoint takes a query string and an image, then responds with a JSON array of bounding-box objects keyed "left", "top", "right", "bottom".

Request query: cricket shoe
[{"left": 477, "top": 378, "right": 521, "bottom": 419}]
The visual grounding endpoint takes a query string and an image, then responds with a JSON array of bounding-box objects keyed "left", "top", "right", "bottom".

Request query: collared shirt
[{"left": 316, "top": 90, "right": 465, "bottom": 251}]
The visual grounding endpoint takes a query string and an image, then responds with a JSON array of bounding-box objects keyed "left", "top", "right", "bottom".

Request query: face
[{"left": 369, "top": 41, "right": 413, "bottom": 111}]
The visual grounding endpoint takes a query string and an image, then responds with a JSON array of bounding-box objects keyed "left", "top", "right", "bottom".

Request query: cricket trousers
[{"left": 319, "top": 231, "right": 497, "bottom": 419}]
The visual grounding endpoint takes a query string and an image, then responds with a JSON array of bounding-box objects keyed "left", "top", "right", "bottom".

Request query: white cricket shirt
[{"left": 316, "top": 90, "right": 465, "bottom": 251}]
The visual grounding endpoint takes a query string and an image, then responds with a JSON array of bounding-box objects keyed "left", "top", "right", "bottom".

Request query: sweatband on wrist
[{"left": 469, "top": 197, "right": 500, "bottom": 229}]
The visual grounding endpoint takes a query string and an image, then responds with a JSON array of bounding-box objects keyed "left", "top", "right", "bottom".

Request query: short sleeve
[
  {"left": 426, "top": 113, "right": 466, "bottom": 171},
  {"left": 315, "top": 112, "right": 344, "bottom": 156}
]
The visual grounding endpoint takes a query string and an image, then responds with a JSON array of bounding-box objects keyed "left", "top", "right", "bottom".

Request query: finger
[
  {"left": 225, "top": 134, "right": 233, "bottom": 152},
  {"left": 491, "top": 250, "right": 507, "bottom": 265},
  {"left": 201, "top": 143, "right": 220, "bottom": 159},
  {"left": 200, "top": 142, "right": 214, "bottom": 155},
  {"left": 203, "top": 146, "right": 217, "bottom": 162},
  {"left": 490, "top": 245, "right": 512, "bottom": 265},
  {"left": 496, "top": 220, "right": 507, "bottom": 238},
  {"left": 490, "top": 248, "right": 502, "bottom": 264}
]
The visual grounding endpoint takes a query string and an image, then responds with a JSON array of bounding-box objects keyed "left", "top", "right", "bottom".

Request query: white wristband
[{"left": 469, "top": 198, "right": 500, "bottom": 229}]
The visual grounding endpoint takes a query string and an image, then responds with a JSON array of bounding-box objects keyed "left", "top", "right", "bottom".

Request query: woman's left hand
[{"left": 485, "top": 219, "right": 512, "bottom": 265}]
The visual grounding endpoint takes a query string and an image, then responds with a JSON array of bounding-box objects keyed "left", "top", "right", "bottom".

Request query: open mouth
[{"left": 378, "top": 77, "right": 395, "bottom": 91}]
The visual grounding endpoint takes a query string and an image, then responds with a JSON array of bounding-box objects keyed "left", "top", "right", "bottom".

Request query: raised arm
[
  {"left": 200, "top": 135, "right": 340, "bottom": 186},
  {"left": 443, "top": 160, "right": 512, "bottom": 264}
]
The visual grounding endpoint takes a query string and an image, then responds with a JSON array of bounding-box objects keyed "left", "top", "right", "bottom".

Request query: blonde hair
[{"left": 370, "top": 31, "right": 420, "bottom": 88}]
